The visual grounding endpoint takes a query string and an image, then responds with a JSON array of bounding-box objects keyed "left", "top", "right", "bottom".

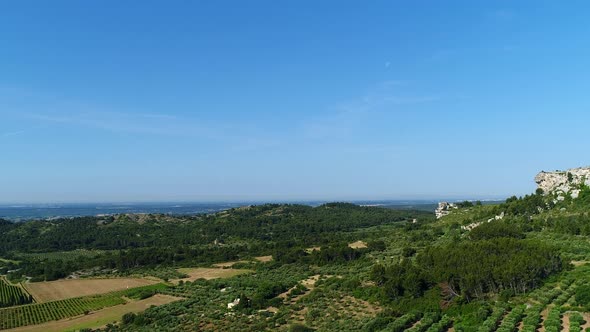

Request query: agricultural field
[
  {"left": 0, "top": 278, "right": 33, "bottom": 308},
  {"left": 24, "top": 278, "right": 158, "bottom": 302},
  {"left": 16, "top": 250, "right": 105, "bottom": 262},
  {"left": 6, "top": 294, "right": 182, "bottom": 332},
  {"left": 0, "top": 284, "right": 167, "bottom": 330},
  {"left": 174, "top": 267, "right": 253, "bottom": 283},
  {"left": 211, "top": 255, "right": 274, "bottom": 267}
]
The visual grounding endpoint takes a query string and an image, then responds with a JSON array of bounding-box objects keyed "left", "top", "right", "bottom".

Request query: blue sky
[{"left": 2, "top": 1, "right": 590, "bottom": 203}]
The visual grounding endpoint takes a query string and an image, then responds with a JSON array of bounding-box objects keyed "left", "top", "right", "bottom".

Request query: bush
[
  {"left": 478, "top": 304, "right": 509, "bottom": 332},
  {"left": 426, "top": 315, "right": 452, "bottom": 332},
  {"left": 386, "top": 312, "right": 422, "bottom": 332},
  {"left": 122, "top": 312, "right": 137, "bottom": 325},
  {"left": 289, "top": 324, "right": 315, "bottom": 332},
  {"left": 544, "top": 308, "right": 562, "bottom": 332},
  {"left": 576, "top": 285, "right": 590, "bottom": 306},
  {"left": 406, "top": 312, "right": 441, "bottom": 332}
]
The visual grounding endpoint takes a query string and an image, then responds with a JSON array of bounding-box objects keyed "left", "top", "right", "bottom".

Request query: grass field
[
  {"left": 5, "top": 294, "right": 182, "bottom": 332},
  {"left": 175, "top": 268, "right": 252, "bottom": 282},
  {"left": 24, "top": 278, "right": 158, "bottom": 302},
  {"left": 211, "top": 260, "right": 248, "bottom": 268}
]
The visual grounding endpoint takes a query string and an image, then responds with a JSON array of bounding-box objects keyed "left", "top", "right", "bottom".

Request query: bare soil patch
[
  {"left": 6, "top": 294, "right": 182, "bottom": 332},
  {"left": 410, "top": 319, "right": 422, "bottom": 330},
  {"left": 212, "top": 261, "right": 247, "bottom": 268},
  {"left": 305, "top": 246, "right": 321, "bottom": 254},
  {"left": 348, "top": 241, "right": 368, "bottom": 249},
  {"left": 24, "top": 278, "right": 158, "bottom": 302},
  {"left": 580, "top": 312, "right": 590, "bottom": 331},
  {"left": 255, "top": 255, "right": 273, "bottom": 262},
  {"left": 562, "top": 312, "right": 571, "bottom": 332}
]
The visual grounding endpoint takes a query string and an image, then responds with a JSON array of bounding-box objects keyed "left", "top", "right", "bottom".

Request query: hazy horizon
[
  {"left": 2, "top": 1, "right": 590, "bottom": 202},
  {"left": 0, "top": 195, "right": 508, "bottom": 206}
]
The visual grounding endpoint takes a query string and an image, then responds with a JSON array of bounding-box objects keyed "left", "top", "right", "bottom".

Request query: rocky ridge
[{"left": 535, "top": 167, "right": 590, "bottom": 200}]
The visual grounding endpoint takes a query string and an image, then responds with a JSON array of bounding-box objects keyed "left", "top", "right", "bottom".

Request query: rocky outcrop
[
  {"left": 435, "top": 202, "right": 457, "bottom": 219},
  {"left": 461, "top": 212, "right": 504, "bottom": 231},
  {"left": 535, "top": 167, "right": 590, "bottom": 199}
]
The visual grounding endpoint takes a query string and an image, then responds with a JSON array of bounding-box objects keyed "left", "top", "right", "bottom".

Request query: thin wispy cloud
[
  {"left": 20, "top": 107, "right": 280, "bottom": 151},
  {"left": 429, "top": 45, "right": 519, "bottom": 62},
  {"left": 301, "top": 81, "right": 441, "bottom": 140},
  {"left": 26, "top": 111, "right": 199, "bottom": 137},
  {"left": 1, "top": 130, "right": 25, "bottom": 137}
]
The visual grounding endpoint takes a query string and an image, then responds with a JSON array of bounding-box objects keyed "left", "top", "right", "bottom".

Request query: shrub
[{"left": 576, "top": 285, "right": 590, "bottom": 306}]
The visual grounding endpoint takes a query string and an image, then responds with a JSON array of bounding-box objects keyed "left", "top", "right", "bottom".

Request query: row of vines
[
  {"left": 0, "top": 283, "right": 165, "bottom": 330},
  {"left": 0, "top": 277, "right": 33, "bottom": 308}
]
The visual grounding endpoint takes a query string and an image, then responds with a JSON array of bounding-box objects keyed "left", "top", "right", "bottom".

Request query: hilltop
[
  {"left": 536, "top": 167, "right": 590, "bottom": 199},
  {"left": 2, "top": 169, "right": 590, "bottom": 331}
]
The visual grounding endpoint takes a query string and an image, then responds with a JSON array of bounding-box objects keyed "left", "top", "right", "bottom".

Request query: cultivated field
[
  {"left": 0, "top": 284, "right": 167, "bottom": 330},
  {"left": 24, "top": 278, "right": 158, "bottom": 302},
  {"left": 5, "top": 294, "right": 182, "bottom": 332},
  {"left": 175, "top": 268, "right": 252, "bottom": 283},
  {"left": 211, "top": 255, "right": 273, "bottom": 267},
  {"left": 0, "top": 277, "right": 33, "bottom": 307}
]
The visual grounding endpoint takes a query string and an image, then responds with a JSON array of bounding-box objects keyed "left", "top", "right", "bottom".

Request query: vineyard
[
  {"left": 0, "top": 283, "right": 167, "bottom": 330},
  {"left": 301, "top": 265, "right": 590, "bottom": 332},
  {"left": 0, "top": 277, "right": 33, "bottom": 308}
]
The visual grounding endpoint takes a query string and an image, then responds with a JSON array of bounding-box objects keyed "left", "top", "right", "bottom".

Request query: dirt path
[
  {"left": 409, "top": 319, "right": 422, "bottom": 330},
  {"left": 539, "top": 307, "right": 550, "bottom": 332},
  {"left": 580, "top": 312, "right": 590, "bottom": 331},
  {"left": 5, "top": 294, "right": 182, "bottom": 332},
  {"left": 562, "top": 312, "right": 570, "bottom": 332},
  {"left": 278, "top": 275, "right": 320, "bottom": 303}
]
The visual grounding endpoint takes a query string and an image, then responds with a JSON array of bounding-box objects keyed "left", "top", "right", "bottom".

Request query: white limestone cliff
[{"left": 535, "top": 167, "right": 590, "bottom": 199}]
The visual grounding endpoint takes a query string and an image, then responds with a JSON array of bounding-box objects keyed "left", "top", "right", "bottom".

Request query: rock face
[{"left": 535, "top": 167, "right": 590, "bottom": 199}]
